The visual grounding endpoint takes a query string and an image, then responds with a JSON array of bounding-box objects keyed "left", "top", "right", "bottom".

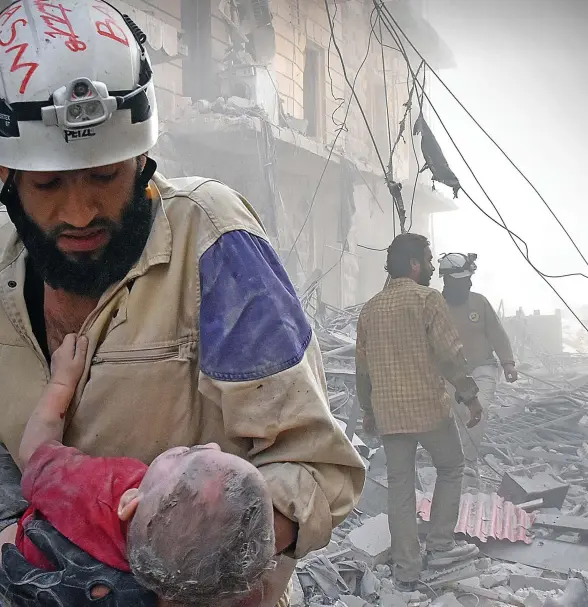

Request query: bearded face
[{"left": 2, "top": 162, "right": 153, "bottom": 298}]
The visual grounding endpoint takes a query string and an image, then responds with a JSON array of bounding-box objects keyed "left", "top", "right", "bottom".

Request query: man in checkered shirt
[{"left": 355, "top": 233, "right": 483, "bottom": 590}]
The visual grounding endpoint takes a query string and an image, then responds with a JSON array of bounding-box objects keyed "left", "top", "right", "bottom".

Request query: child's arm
[{"left": 19, "top": 334, "right": 88, "bottom": 470}]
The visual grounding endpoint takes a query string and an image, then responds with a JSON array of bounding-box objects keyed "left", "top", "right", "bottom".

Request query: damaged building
[{"left": 84, "top": 0, "right": 458, "bottom": 308}]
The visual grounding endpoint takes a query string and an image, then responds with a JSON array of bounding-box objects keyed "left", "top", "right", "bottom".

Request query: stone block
[
  {"left": 347, "top": 513, "right": 391, "bottom": 568},
  {"left": 291, "top": 572, "right": 305, "bottom": 607},
  {"left": 509, "top": 575, "right": 566, "bottom": 593},
  {"left": 498, "top": 468, "right": 569, "bottom": 509}
]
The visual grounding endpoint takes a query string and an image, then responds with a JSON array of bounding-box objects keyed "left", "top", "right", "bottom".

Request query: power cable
[
  {"left": 326, "top": 1, "right": 348, "bottom": 130},
  {"left": 358, "top": 244, "right": 388, "bottom": 251},
  {"left": 354, "top": 163, "right": 384, "bottom": 213},
  {"left": 323, "top": 0, "right": 408, "bottom": 229},
  {"left": 379, "top": 15, "right": 393, "bottom": 162},
  {"left": 407, "top": 65, "right": 426, "bottom": 232},
  {"left": 374, "top": 7, "right": 588, "bottom": 331},
  {"left": 301, "top": 239, "right": 350, "bottom": 299},
  {"left": 375, "top": 0, "right": 588, "bottom": 271},
  {"left": 375, "top": 6, "right": 588, "bottom": 278},
  {"left": 285, "top": 2, "right": 377, "bottom": 266}
]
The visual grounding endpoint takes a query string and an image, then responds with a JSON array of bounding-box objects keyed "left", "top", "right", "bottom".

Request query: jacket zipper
[{"left": 92, "top": 344, "right": 182, "bottom": 365}]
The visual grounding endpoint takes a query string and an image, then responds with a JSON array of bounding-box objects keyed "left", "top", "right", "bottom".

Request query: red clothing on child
[{"left": 16, "top": 441, "right": 147, "bottom": 572}]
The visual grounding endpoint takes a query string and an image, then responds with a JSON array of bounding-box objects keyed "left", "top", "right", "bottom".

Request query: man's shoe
[
  {"left": 395, "top": 580, "right": 419, "bottom": 592},
  {"left": 426, "top": 541, "right": 479, "bottom": 567},
  {"left": 463, "top": 465, "right": 478, "bottom": 478}
]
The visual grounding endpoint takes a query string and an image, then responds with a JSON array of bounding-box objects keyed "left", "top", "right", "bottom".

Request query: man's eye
[
  {"left": 92, "top": 171, "right": 118, "bottom": 183},
  {"left": 34, "top": 179, "right": 60, "bottom": 190}
]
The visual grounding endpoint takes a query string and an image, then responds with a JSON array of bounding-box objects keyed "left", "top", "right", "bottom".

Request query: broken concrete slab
[
  {"left": 356, "top": 476, "right": 388, "bottom": 517},
  {"left": 533, "top": 514, "right": 588, "bottom": 533},
  {"left": 543, "top": 578, "right": 588, "bottom": 607},
  {"left": 499, "top": 468, "right": 569, "bottom": 509},
  {"left": 481, "top": 539, "right": 588, "bottom": 575},
  {"left": 380, "top": 589, "right": 409, "bottom": 607},
  {"left": 291, "top": 573, "right": 305, "bottom": 607},
  {"left": 509, "top": 575, "right": 566, "bottom": 593},
  {"left": 523, "top": 589, "right": 546, "bottom": 607},
  {"left": 448, "top": 582, "right": 526, "bottom": 607},
  {"left": 347, "top": 513, "right": 391, "bottom": 568},
  {"left": 480, "top": 572, "right": 510, "bottom": 589}
]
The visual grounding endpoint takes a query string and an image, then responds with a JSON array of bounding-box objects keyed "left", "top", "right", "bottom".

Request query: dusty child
[{"left": 1, "top": 334, "right": 275, "bottom": 607}]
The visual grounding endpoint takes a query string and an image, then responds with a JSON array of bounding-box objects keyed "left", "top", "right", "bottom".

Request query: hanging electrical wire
[
  {"left": 379, "top": 17, "right": 393, "bottom": 165},
  {"left": 373, "top": 2, "right": 585, "bottom": 275},
  {"left": 374, "top": 0, "right": 588, "bottom": 271},
  {"left": 373, "top": 2, "right": 588, "bottom": 332},
  {"left": 407, "top": 64, "right": 426, "bottom": 231},
  {"left": 326, "top": 1, "right": 348, "bottom": 131},
  {"left": 358, "top": 243, "right": 388, "bottom": 251},
  {"left": 322, "top": 0, "right": 409, "bottom": 231},
  {"left": 285, "top": 3, "right": 378, "bottom": 266}
]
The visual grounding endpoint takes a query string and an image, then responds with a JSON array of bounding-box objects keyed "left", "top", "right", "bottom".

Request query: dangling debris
[{"left": 413, "top": 113, "right": 461, "bottom": 197}]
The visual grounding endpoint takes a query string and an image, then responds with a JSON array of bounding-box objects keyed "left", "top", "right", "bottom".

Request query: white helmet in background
[
  {"left": 0, "top": 0, "right": 158, "bottom": 172},
  {"left": 438, "top": 252, "right": 478, "bottom": 279}
]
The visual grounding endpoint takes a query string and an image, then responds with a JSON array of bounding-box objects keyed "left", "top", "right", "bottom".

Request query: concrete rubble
[{"left": 293, "top": 302, "right": 588, "bottom": 607}]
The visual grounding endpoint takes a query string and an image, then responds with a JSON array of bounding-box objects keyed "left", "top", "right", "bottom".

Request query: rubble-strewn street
[{"left": 293, "top": 303, "right": 588, "bottom": 607}]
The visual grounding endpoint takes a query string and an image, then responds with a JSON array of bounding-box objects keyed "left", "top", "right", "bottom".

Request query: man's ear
[
  {"left": 118, "top": 488, "right": 141, "bottom": 521},
  {"left": 0, "top": 167, "right": 10, "bottom": 183}
]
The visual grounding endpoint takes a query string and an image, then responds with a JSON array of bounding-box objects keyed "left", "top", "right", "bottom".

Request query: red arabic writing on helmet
[
  {"left": 93, "top": 3, "right": 129, "bottom": 46},
  {"left": 0, "top": 3, "right": 39, "bottom": 95},
  {"left": 34, "top": 1, "right": 87, "bottom": 52}
]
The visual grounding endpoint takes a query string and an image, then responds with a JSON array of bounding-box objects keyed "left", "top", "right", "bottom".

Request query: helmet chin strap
[
  {"left": 0, "top": 169, "right": 16, "bottom": 206},
  {"left": 140, "top": 156, "right": 157, "bottom": 187}
]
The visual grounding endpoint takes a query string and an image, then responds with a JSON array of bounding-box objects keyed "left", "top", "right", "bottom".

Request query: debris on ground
[{"left": 297, "top": 302, "right": 588, "bottom": 606}]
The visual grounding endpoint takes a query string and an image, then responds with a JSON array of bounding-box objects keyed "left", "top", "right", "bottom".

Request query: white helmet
[
  {"left": 438, "top": 252, "right": 478, "bottom": 279},
  {"left": 0, "top": 0, "right": 158, "bottom": 171}
]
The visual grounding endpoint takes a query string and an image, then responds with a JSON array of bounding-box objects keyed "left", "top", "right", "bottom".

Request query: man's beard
[
  {"left": 418, "top": 269, "right": 432, "bottom": 287},
  {"left": 443, "top": 281, "right": 471, "bottom": 306},
  {"left": 4, "top": 174, "right": 153, "bottom": 298}
]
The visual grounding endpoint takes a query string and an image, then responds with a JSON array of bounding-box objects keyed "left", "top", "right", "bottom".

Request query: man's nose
[{"left": 57, "top": 184, "right": 99, "bottom": 227}]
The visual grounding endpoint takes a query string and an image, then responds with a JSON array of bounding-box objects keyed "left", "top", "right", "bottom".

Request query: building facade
[{"left": 0, "top": 0, "right": 455, "bottom": 308}]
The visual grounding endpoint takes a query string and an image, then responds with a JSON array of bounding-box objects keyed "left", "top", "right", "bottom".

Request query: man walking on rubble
[
  {"left": 355, "top": 233, "right": 482, "bottom": 591},
  {"left": 0, "top": 2, "right": 365, "bottom": 605},
  {"left": 439, "top": 253, "right": 517, "bottom": 475}
]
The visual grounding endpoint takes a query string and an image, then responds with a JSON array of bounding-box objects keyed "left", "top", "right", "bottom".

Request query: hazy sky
[{"left": 420, "top": 0, "right": 588, "bottom": 322}]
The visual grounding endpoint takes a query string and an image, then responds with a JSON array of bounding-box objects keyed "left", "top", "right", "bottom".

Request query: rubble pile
[
  {"left": 316, "top": 304, "right": 361, "bottom": 424},
  {"left": 300, "top": 303, "right": 588, "bottom": 607}
]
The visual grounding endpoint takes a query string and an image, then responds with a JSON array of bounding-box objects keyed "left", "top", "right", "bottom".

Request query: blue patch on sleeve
[{"left": 199, "top": 230, "right": 312, "bottom": 381}]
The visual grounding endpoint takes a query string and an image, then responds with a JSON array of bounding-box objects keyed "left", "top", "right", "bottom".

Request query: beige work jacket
[{"left": 0, "top": 174, "right": 365, "bottom": 603}]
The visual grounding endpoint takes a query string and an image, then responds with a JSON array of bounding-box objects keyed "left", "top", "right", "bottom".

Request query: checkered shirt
[{"left": 355, "top": 278, "right": 478, "bottom": 434}]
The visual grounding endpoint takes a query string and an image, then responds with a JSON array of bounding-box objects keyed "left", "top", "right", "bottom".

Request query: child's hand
[{"left": 50, "top": 334, "right": 88, "bottom": 393}]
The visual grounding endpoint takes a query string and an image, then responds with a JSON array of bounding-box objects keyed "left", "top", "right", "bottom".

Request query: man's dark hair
[{"left": 385, "top": 233, "right": 430, "bottom": 279}]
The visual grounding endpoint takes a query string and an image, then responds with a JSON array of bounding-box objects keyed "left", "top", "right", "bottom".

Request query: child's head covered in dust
[
  {"left": 119, "top": 444, "right": 276, "bottom": 607},
  {"left": 17, "top": 333, "right": 276, "bottom": 607}
]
